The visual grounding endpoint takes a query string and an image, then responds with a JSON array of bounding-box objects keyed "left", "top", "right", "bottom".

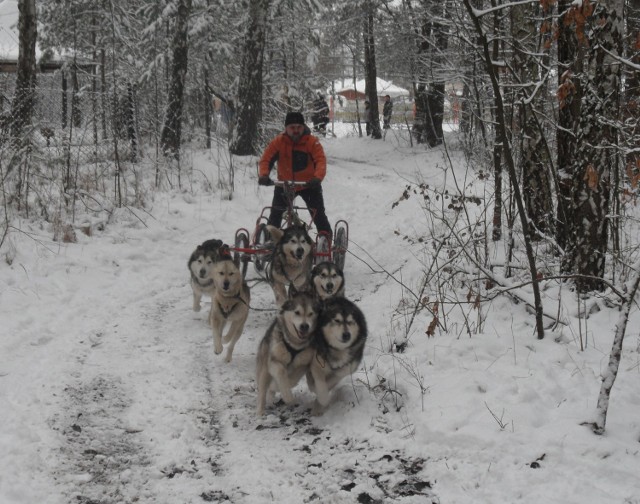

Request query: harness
[
  {"left": 216, "top": 292, "right": 246, "bottom": 319},
  {"left": 276, "top": 319, "right": 306, "bottom": 361},
  {"left": 283, "top": 338, "right": 304, "bottom": 360}
]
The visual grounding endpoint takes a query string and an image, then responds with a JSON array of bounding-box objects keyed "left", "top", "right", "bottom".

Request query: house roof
[
  {"left": 332, "top": 77, "right": 410, "bottom": 99},
  {"left": 0, "top": 0, "right": 92, "bottom": 72}
]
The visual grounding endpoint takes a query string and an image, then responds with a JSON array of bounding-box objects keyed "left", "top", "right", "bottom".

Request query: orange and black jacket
[{"left": 258, "top": 128, "right": 326, "bottom": 190}]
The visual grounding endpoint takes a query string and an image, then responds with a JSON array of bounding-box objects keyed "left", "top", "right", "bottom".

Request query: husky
[
  {"left": 311, "top": 261, "right": 345, "bottom": 301},
  {"left": 307, "top": 297, "right": 368, "bottom": 415},
  {"left": 188, "top": 239, "right": 225, "bottom": 312},
  {"left": 209, "top": 257, "right": 250, "bottom": 363},
  {"left": 256, "top": 291, "right": 320, "bottom": 415},
  {"left": 266, "top": 225, "right": 313, "bottom": 307}
]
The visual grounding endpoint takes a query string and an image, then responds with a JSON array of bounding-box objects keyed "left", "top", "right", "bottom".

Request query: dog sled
[{"left": 230, "top": 180, "right": 348, "bottom": 278}]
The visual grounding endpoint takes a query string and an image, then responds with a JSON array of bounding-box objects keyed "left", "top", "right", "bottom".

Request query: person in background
[
  {"left": 363, "top": 100, "right": 372, "bottom": 136},
  {"left": 311, "top": 93, "right": 330, "bottom": 137},
  {"left": 258, "top": 111, "right": 332, "bottom": 238},
  {"left": 382, "top": 95, "right": 393, "bottom": 130}
]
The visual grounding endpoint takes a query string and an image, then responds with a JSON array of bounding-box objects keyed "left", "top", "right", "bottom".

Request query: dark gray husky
[
  {"left": 188, "top": 239, "right": 225, "bottom": 312},
  {"left": 306, "top": 297, "right": 367, "bottom": 415}
]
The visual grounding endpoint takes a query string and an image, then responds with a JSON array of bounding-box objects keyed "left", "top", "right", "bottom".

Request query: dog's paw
[
  {"left": 280, "top": 391, "right": 295, "bottom": 405},
  {"left": 310, "top": 401, "right": 326, "bottom": 417},
  {"left": 193, "top": 304, "right": 201, "bottom": 312},
  {"left": 214, "top": 345, "right": 223, "bottom": 355}
]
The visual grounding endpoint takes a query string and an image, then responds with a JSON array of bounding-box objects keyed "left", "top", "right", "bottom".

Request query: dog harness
[
  {"left": 276, "top": 321, "right": 307, "bottom": 362},
  {"left": 283, "top": 338, "right": 304, "bottom": 360},
  {"left": 216, "top": 293, "right": 246, "bottom": 319}
]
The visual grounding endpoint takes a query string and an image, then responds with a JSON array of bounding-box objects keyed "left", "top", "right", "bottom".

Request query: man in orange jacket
[{"left": 258, "top": 111, "right": 332, "bottom": 237}]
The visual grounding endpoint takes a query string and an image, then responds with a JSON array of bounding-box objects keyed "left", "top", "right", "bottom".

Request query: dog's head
[
  {"left": 189, "top": 247, "right": 219, "bottom": 279},
  {"left": 318, "top": 297, "right": 367, "bottom": 350},
  {"left": 279, "top": 290, "right": 320, "bottom": 346},
  {"left": 189, "top": 238, "right": 226, "bottom": 278},
  {"left": 200, "top": 238, "right": 224, "bottom": 253},
  {"left": 211, "top": 257, "right": 242, "bottom": 294},
  {"left": 311, "top": 261, "right": 345, "bottom": 300},
  {"left": 267, "top": 225, "right": 313, "bottom": 264}
]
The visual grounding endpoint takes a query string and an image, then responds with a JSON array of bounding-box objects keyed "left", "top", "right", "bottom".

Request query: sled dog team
[{"left": 188, "top": 225, "right": 367, "bottom": 416}]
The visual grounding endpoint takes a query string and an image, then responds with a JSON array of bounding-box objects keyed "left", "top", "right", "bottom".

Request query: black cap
[{"left": 285, "top": 111, "right": 305, "bottom": 126}]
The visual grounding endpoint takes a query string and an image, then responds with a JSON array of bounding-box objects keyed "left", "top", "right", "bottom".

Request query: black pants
[{"left": 268, "top": 185, "right": 332, "bottom": 236}]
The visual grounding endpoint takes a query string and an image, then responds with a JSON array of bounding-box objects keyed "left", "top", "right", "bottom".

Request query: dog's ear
[
  {"left": 218, "top": 244, "right": 232, "bottom": 259},
  {"left": 266, "top": 225, "right": 283, "bottom": 243},
  {"left": 288, "top": 283, "right": 300, "bottom": 298}
]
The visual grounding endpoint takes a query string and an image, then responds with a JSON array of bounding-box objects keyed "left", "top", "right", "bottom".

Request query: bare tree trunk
[
  {"left": 620, "top": 0, "right": 640, "bottom": 257},
  {"left": 230, "top": 0, "right": 270, "bottom": 156},
  {"left": 7, "top": 0, "right": 37, "bottom": 174},
  {"left": 160, "top": 0, "right": 192, "bottom": 159},
  {"left": 126, "top": 81, "right": 138, "bottom": 162},
  {"left": 410, "top": 3, "right": 430, "bottom": 145},
  {"left": 512, "top": 2, "right": 553, "bottom": 239},
  {"left": 62, "top": 71, "right": 68, "bottom": 130},
  {"left": 424, "top": 1, "right": 447, "bottom": 147},
  {"left": 556, "top": 0, "right": 582, "bottom": 254},
  {"left": 561, "top": 1, "right": 623, "bottom": 292},
  {"left": 363, "top": 0, "right": 381, "bottom": 140},
  {"left": 204, "top": 69, "right": 212, "bottom": 149}
]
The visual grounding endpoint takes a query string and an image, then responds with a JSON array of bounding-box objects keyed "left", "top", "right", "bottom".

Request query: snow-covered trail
[{"left": 1, "top": 137, "right": 439, "bottom": 504}]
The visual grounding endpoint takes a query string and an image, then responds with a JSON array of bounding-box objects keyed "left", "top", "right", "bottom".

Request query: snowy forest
[{"left": 0, "top": 0, "right": 640, "bottom": 472}]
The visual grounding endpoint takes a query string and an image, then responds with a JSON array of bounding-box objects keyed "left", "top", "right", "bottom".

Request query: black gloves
[
  {"left": 307, "top": 177, "right": 321, "bottom": 188},
  {"left": 258, "top": 176, "right": 273, "bottom": 186}
]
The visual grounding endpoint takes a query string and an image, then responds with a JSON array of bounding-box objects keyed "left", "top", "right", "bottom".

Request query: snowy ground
[{"left": 1, "top": 124, "right": 640, "bottom": 504}]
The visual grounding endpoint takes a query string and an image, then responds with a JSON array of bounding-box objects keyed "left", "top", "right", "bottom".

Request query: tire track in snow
[{"left": 50, "top": 279, "right": 228, "bottom": 503}]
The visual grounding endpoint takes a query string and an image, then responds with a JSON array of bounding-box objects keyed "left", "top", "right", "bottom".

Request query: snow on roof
[{"left": 332, "top": 77, "right": 410, "bottom": 99}]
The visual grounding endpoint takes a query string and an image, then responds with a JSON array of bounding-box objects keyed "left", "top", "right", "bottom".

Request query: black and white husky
[
  {"left": 311, "top": 261, "right": 345, "bottom": 300},
  {"left": 266, "top": 225, "right": 313, "bottom": 307},
  {"left": 255, "top": 290, "right": 320, "bottom": 416},
  {"left": 307, "top": 297, "right": 368, "bottom": 415},
  {"left": 188, "top": 239, "right": 224, "bottom": 312}
]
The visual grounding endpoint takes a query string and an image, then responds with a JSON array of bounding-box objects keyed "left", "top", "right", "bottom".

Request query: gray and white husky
[
  {"left": 307, "top": 297, "right": 368, "bottom": 415},
  {"left": 255, "top": 290, "right": 320, "bottom": 416},
  {"left": 188, "top": 239, "right": 224, "bottom": 312},
  {"left": 311, "top": 261, "right": 345, "bottom": 301},
  {"left": 266, "top": 225, "right": 313, "bottom": 307}
]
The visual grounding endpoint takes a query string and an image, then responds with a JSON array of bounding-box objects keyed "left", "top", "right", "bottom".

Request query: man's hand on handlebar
[
  {"left": 258, "top": 176, "right": 274, "bottom": 186},
  {"left": 307, "top": 177, "right": 321, "bottom": 189}
]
